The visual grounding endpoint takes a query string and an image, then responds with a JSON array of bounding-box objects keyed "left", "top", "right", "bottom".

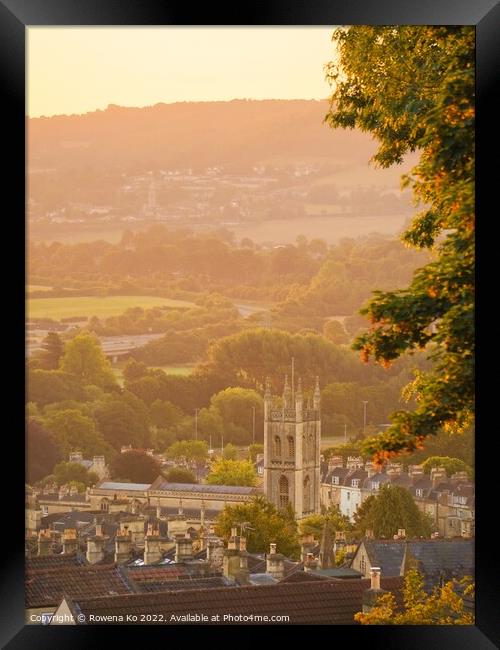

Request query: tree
[
  {"left": 40, "top": 332, "right": 64, "bottom": 369},
  {"left": 110, "top": 450, "right": 161, "bottom": 483},
  {"left": 26, "top": 418, "right": 62, "bottom": 484},
  {"left": 222, "top": 443, "right": 238, "bottom": 460},
  {"left": 299, "top": 506, "right": 351, "bottom": 540},
  {"left": 354, "top": 569, "right": 474, "bottom": 625},
  {"left": 210, "top": 387, "right": 263, "bottom": 445},
  {"left": 53, "top": 461, "right": 99, "bottom": 488},
  {"left": 42, "top": 408, "right": 108, "bottom": 457},
  {"left": 323, "top": 320, "right": 349, "bottom": 345},
  {"left": 150, "top": 399, "right": 183, "bottom": 429},
  {"left": 248, "top": 443, "right": 264, "bottom": 462},
  {"left": 353, "top": 484, "right": 431, "bottom": 538},
  {"left": 122, "top": 359, "right": 149, "bottom": 382},
  {"left": 206, "top": 458, "right": 257, "bottom": 487},
  {"left": 166, "top": 440, "right": 209, "bottom": 465},
  {"left": 93, "top": 391, "right": 151, "bottom": 450},
  {"left": 215, "top": 496, "right": 300, "bottom": 559},
  {"left": 421, "top": 456, "right": 472, "bottom": 478},
  {"left": 27, "top": 368, "right": 86, "bottom": 407},
  {"left": 164, "top": 466, "right": 197, "bottom": 484},
  {"left": 325, "top": 27, "right": 474, "bottom": 460},
  {"left": 60, "top": 332, "right": 117, "bottom": 388}
]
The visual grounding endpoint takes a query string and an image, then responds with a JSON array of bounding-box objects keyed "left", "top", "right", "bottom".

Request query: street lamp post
[
  {"left": 252, "top": 406, "right": 256, "bottom": 445},
  {"left": 362, "top": 401, "right": 368, "bottom": 435}
]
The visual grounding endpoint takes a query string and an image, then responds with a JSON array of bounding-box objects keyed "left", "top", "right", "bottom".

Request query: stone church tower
[{"left": 263, "top": 376, "right": 321, "bottom": 519}]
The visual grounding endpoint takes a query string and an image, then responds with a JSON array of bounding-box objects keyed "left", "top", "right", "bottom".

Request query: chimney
[
  {"left": 114, "top": 525, "right": 132, "bottom": 564},
  {"left": 86, "top": 520, "right": 108, "bottom": 564},
  {"left": 397, "top": 528, "right": 406, "bottom": 539},
  {"left": 431, "top": 467, "right": 448, "bottom": 488},
  {"left": 409, "top": 464, "right": 424, "bottom": 479},
  {"left": 329, "top": 456, "right": 344, "bottom": 469},
  {"left": 37, "top": 530, "right": 52, "bottom": 556},
  {"left": 234, "top": 554, "right": 250, "bottom": 585},
  {"left": 266, "top": 543, "right": 285, "bottom": 581},
  {"left": 300, "top": 534, "right": 316, "bottom": 563},
  {"left": 304, "top": 552, "right": 319, "bottom": 572},
  {"left": 370, "top": 566, "right": 381, "bottom": 591},
  {"left": 175, "top": 536, "right": 194, "bottom": 563},
  {"left": 223, "top": 530, "right": 248, "bottom": 583},
  {"left": 144, "top": 525, "right": 162, "bottom": 565},
  {"left": 362, "top": 567, "right": 387, "bottom": 613},
  {"left": 62, "top": 528, "right": 79, "bottom": 555},
  {"left": 207, "top": 539, "right": 224, "bottom": 571}
]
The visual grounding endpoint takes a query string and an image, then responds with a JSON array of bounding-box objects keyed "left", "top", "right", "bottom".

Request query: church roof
[
  {"left": 149, "top": 478, "right": 261, "bottom": 495},
  {"left": 95, "top": 481, "right": 151, "bottom": 491}
]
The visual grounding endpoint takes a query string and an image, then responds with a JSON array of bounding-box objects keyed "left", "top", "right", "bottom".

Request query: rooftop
[
  {"left": 66, "top": 576, "right": 404, "bottom": 625},
  {"left": 95, "top": 481, "right": 151, "bottom": 492},
  {"left": 150, "top": 478, "right": 261, "bottom": 495}
]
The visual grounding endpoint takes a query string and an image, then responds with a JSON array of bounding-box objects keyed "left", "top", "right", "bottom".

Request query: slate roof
[
  {"left": 362, "top": 472, "right": 391, "bottom": 490},
  {"left": 150, "top": 478, "right": 261, "bottom": 495},
  {"left": 26, "top": 553, "right": 88, "bottom": 571},
  {"left": 360, "top": 539, "right": 474, "bottom": 590},
  {"left": 360, "top": 540, "right": 406, "bottom": 576},
  {"left": 135, "top": 576, "right": 233, "bottom": 592},
  {"left": 343, "top": 469, "right": 368, "bottom": 487},
  {"left": 389, "top": 474, "right": 413, "bottom": 488},
  {"left": 26, "top": 563, "right": 133, "bottom": 608},
  {"left": 69, "top": 576, "right": 404, "bottom": 625},
  {"left": 96, "top": 481, "right": 151, "bottom": 491},
  {"left": 280, "top": 570, "right": 333, "bottom": 583},
  {"left": 324, "top": 467, "right": 349, "bottom": 484},
  {"left": 309, "top": 568, "right": 364, "bottom": 579}
]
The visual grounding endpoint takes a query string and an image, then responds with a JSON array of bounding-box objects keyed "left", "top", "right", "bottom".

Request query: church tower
[{"left": 263, "top": 376, "right": 321, "bottom": 519}]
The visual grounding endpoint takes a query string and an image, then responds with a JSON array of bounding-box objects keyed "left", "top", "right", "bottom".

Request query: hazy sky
[{"left": 27, "top": 27, "right": 338, "bottom": 118}]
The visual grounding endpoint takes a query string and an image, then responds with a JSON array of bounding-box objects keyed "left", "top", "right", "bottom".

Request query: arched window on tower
[
  {"left": 273, "top": 435, "right": 282, "bottom": 457},
  {"left": 279, "top": 475, "right": 289, "bottom": 509},
  {"left": 303, "top": 476, "right": 311, "bottom": 513},
  {"left": 308, "top": 432, "right": 314, "bottom": 461},
  {"left": 287, "top": 436, "right": 295, "bottom": 458}
]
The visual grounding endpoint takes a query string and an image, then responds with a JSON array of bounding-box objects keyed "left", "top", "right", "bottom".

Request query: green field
[{"left": 28, "top": 295, "right": 196, "bottom": 320}]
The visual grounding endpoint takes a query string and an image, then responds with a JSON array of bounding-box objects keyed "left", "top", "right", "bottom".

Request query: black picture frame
[{"left": 3, "top": 0, "right": 498, "bottom": 647}]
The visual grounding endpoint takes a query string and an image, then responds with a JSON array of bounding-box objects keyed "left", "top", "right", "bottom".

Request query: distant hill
[{"left": 27, "top": 99, "right": 413, "bottom": 177}]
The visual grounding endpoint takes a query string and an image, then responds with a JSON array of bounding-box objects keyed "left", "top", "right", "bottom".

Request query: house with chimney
[{"left": 350, "top": 536, "right": 474, "bottom": 591}]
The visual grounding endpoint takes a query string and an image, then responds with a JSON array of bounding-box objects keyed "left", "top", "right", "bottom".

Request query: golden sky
[{"left": 27, "top": 27, "right": 338, "bottom": 118}]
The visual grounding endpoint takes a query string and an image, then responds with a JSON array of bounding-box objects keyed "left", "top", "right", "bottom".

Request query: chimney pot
[
  {"left": 270, "top": 543, "right": 277, "bottom": 555},
  {"left": 370, "top": 567, "right": 381, "bottom": 591}
]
